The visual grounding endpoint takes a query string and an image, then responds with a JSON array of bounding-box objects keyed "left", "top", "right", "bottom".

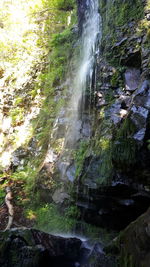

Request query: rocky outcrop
[
  {"left": 0, "top": 228, "right": 118, "bottom": 267},
  {"left": 0, "top": 228, "right": 82, "bottom": 267},
  {"left": 74, "top": 0, "right": 150, "bottom": 233},
  {"left": 117, "top": 207, "right": 150, "bottom": 267}
]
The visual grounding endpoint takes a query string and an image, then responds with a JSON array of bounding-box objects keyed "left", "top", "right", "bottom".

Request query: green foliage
[
  {"left": 110, "top": 69, "right": 124, "bottom": 88},
  {"left": 12, "top": 166, "right": 37, "bottom": 194},
  {"left": 14, "top": 97, "right": 24, "bottom": 106},
  {"left": 31, "top": 203, "right": 116, "bottom": 242},
  {"left": 51, "top": 28, "right": 74, "bottom": 46},
  {"left": 42, "top": 0, "right": 75, "bottom": 11},
  {"left": 112, "top": 118, "right": 137, "bottom": 168},
  {"left": 34, "top": 203, "right": 77, "bottom": 233},
  {"left": 100, "top": 0, "right": 145, "bottom": 65},
  {"left": 0, "top": 188, "right": 5, "bottom": 205},
  {"left": 9, "top": 107, "right": 24, "bottom": 126},
  {"left": 116, "top": 0, "right": 143, "bottom": 26},
  {"left": 74, "top": 141, "right": 90, "bottom": 178},
  {"left": 54, "top": 0, "right": 75, "bottom": 11},
  {"left": 65, "top": 205, "right": 80, "bottom": 219},
  {"left": 94, "top": 136, "right": 113, "bottom": 184},
  {"left": 30, "top": 4, "right": 77, "bottom": 166},
  {"left": 119, "top": 252, "right": 134, "bottom": 267}
]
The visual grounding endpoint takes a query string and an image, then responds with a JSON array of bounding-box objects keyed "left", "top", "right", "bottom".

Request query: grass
[{"left": 24, "top": 202, "right": 117, "bottom": 244}]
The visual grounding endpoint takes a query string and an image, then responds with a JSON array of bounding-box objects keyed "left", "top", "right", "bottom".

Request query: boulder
[
  {"left": 0, "top": 228, "right": 82, "bottom": 267},
  {"left": 133, "top": 80, "right": 150, "bottom": 109},
  {"left": 125, "top": 68, "right": 141, "bottom": 91},
  {"left": 130, "top": 105, "right": 148, "bottom": 130},
  {"left": 52, "top": 188, "right": 69, "bottom": 204},
  {"left": 77, "top": 179, "right": 150, "bottom": 231},
  {"left": 117, "top": 207, "right": 150, "bottom": 267},
  {"left": 82, "top": 242, "right": 116, "bottom": 267}
]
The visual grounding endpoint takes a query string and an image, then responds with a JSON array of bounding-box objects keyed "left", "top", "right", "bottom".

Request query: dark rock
[
  {"left": 133, "top": 128, "right": 146, "bottom": 141},
  {"left": 125, "top": 68, "right": 141, "bottom": 91},
  {"left": 112, "top": 37, "right": 127, "bottom": 48},
  {"left": 133, "top": 80, "right": 150, "bottom": 109},
  {"left": 109, "top": 101, "right": 123, "bottom": 125},
  {"left": 130, "top": 105, "right": 148, "bottom": 129},
  {"left": 83, "top": 242, "right": 117, "bottom": 267},
  {"left": 0, "top": 228, "right": 82, "bottom": 267},
  {"left": 122, "top": 50, "right": 142, "bottom": 68},
  {"left": 77, "top": 178, "right": 150, "bottom": 231},
  {"left": 117, "top": 207, "right": 150, "bottom": 267}
]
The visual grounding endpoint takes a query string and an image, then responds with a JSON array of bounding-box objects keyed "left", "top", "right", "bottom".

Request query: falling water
[
  {"left": 65, "top": 0, "right": 101, "bottom": 149},
  {"left": 57, "top": 0, "right": 101, "bottom": 181}
]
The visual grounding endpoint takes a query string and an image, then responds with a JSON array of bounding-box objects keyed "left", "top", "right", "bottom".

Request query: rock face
[
  {"left": 0, "top": 228, "right": 118, "bottom": 267},
  {"left": 117, "top": 207, "right": 150, "bottom": 267},
  {"left": 73, "top": 0, "right": 150, "bottom": 233},
  {"left": 77, "top": 179, "right": 150, "bottom": 231},
  {"left": 0, "top": 228, "right": 82, "bottom": 267}
]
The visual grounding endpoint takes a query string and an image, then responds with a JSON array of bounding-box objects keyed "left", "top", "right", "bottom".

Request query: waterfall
[
  {"left": 58, "top": 0, "right": 101, "bottom": 181},
  {"left": 65, "top": 0, "right": 101, "bottom": 149}
]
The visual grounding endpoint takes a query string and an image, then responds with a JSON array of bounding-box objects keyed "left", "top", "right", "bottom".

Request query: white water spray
[
  {"left": 65, "top": 0, "right": 101, "bottom": 148},
  {"left": 57, "top": 0, "right": 101, "bottom": 181}
]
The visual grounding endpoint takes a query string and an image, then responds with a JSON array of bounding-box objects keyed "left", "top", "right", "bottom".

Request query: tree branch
[{"left": 4, "top": 187, "right": 14, "bottom": 231}]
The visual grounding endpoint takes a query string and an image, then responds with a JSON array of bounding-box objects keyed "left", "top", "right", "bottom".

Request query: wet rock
[
  {"left": 130, "top": 105, "right": 148, "bottom": 129},
  {"left": 77, "top": 179, "right": 150, "bottom": 231},
  {"left": 109, "top": 102, "right": 122, "bottom": 125},
  {"left": 52, "top": 116, "right": 68, "bottom": 139},
  {"left": 133, "top": 80, "right": 150, "bottom": 109},
  {"left": 125, "top": 68, "right": 141, "bottom": 91},
  {"left": 133, "top": 128, "right": 146, "bottom": 142},
  {"left": 0, "top": 228, "right": 82, "bottom": 267},
  {"left": 82, "top": 121, "right": 91, "bottom": 138},
  {"left": 83, "top": 242, "right": 116, "bottom": 267},
  {"left": 112, "top": 37, "right": 127, "bottom": 48},
  {"left": 52, "top": 188, "right": 69, "bottom": 204},
  {"left": 134, "top": 80, "right": 150, "bottom": 95},
  {"left": 58, "top": 160, "right": 71, "bottom": 180},
  {"left": 117, "top": 199, "right": 135, "bottom": 206},
  {"left": 66, "top": 163, "right": 76, "bottom": 182},
  {"left": 96, "top": 97, "right": 106, "bottom": 108}
]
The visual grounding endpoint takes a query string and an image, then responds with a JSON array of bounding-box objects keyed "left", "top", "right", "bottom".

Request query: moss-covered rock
[
  {"left": 117, "top": 207, "right": 150, "bottom": 267},
  {"left": 0, "top": 228, "right": 82, "bottom": 267}
]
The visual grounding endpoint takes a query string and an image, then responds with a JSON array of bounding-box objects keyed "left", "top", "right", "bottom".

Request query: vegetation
[
  {"left": 74, "top": 141, "right": 90, "bottom": 178},
  {"left": 0, "top": 0, "right": 78, "bottom": 231},
  {"left": 112, "top": 118, "right": 137, "bottom": 168}
]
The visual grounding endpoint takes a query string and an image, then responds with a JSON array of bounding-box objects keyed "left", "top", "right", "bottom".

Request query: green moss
[
  {"left": 14, "top": 97, "right": 24, "bottom": 106},
  {"left": 100, "top": 0, "right": 145, "bottom": 64},
  {"left": 112, "top": 118, "right": 137, "bottom": 168},
  {"left": 0, "top": 188, "right": 5, "bottom": 205},
  {"left": 119, "top": 252, "right": 134, "bottom": 267},
  {"left": 74, "top": 141, "right": 90, "bottom": 178},
  {"left": 94, "top": 136, "right": 113, "bottom": 184},
  {"left": 110, "top": 68, "right": 125, "bottom": 88},
  {"left": 146, "top": 29, "right": 150, "bottom": 42},
  {"left": 51, "top": 28, "right": 74, "bottom": 46},
  {"left": 34, "top": 203, "right": 77, "bottom": 233}
]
